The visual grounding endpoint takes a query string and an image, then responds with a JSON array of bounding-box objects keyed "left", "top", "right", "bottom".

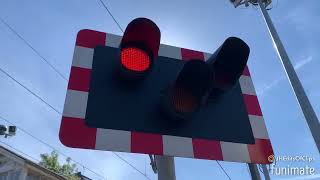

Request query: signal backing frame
[{"left": 59, "top": 29, "right": 274, "bottom": 164}]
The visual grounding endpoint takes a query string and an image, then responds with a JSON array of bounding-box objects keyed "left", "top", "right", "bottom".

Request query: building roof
[{"left": 0, "top": 145, "right": 67, "bottom": 180}]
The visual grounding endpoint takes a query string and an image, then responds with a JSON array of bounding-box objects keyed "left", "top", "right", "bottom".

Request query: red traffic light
[
  {"left": 120, "top": 18, "right": 160, "bottom": 74},
  {"left": 161, "top": 60, "right": 214, "bottom": 120},
  {"left": 120, "top": 47, "right": 151, "bottom": 72}
]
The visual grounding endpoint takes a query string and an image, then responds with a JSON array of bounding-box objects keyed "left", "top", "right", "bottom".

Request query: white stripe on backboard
[
  {"left": 105, "top": 33, "right": 122, "bottom": 48},
  {"left": 163, "top": 135, "right": 194, "bottom": 158},
  {"left": 220, "top": 141, "right": 251, "bottom": 163},
  {"left": 249, "top": 115, "right": 269, "bottom": 139},
  {"left": 63, "top": 90, "right": 88, "bottom": 119},
  {"left": 158, "top": 44, "right": 182, "bottom": 60},
  {"left": 95, "top": 129, "right": 131, "bottom": 152},
  {"left": 203, "top": 52, "right": 212, "bottom": 61},
  {"left": 239, "top": 75, "right": 256, "bottom": 95},
  {"left": 72, "top": 46, "right": 94, "bottom": 69}
]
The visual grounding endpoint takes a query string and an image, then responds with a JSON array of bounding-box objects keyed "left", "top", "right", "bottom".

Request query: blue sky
[{"left": 0, "top": 0, "right": 319, "bottom": 179}]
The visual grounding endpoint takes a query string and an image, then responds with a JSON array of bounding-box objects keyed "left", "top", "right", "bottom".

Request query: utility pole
[
  {"left": 155, "top": 156, "right": 176, "bottom": 180},
  {"left": 248, "top": 163, "right": 261, "bottom": 180},
  {"left": 230, "top": 0, "right": 320, "bottom": 153},
  {"left": 257, "top": 0, "right": 320, "bottom": 153},
  {"left": 261, "top": 164, "right": 271, "bottom": 180},
  {"left": 230, "top": 0, "right": 319, "bottom": 179}
]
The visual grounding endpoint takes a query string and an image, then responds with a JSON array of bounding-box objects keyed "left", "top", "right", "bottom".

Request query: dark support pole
[
  {"left": 248, "top": 163, "right": 261, "bottom": 180},
  {"left": 156, "top": 155, "right": 176, "bottom": 180}
]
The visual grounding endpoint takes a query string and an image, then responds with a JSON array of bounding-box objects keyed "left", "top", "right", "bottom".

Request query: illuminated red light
[{"left": 120, "top": 47, "right": 151, "bottom": 72}]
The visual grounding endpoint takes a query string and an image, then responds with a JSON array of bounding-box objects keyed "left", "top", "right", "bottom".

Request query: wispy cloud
[
  {"left": 278, "top": 4, "right": 320, "bottom": 32},
  {"left": 257, "top": 77, "right": 283, "bottom": 96},
  {"left": 257, "top": 55, "right": 313, "bottom": 96},
  {"left": 294, "top": 56, "right": 313, "bottom": 70}
]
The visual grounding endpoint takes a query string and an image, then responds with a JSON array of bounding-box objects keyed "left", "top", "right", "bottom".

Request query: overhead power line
[
  {"left": 0, "top": 141, "right": 106, "bottom": 180},
  {"left": 0, "top": 16, "right": 68, "bottom": 81},
  {"left": 97, "top": 0, "right": 124, "bottom": 33},
  {"left": 0, "top": 115, "right": 108, "bottom": 180},
  {"left": 0, "top": 67, "right": 151, "bottom": 179},
  {"left": 95, "top": 3, "right": 233, "bottom": 179},
  {"left": 0, "top": 15, "right": 232, "bottom": 180},
  {"left": 112, "top": 153, "right": 151, "bottom": 180},
  {"left": 0, "top": 67, "right": 62, "bottom": 114},
  {"left": 0, "top": 114, "right": 151, "bottom": 180},
  {"left": 246, "top": 163, "right": 251, "bottom": 177},
  {"left": 0, "top": 111, "right": 151, "bottom": 180},
  {"left": 216, "top": 161, "right": 232, "bottom": 180},
  {"left": 0, "top": 140, "right": 41, "bottom": 164},
  {"left": 0, "top": 7, "right": 236, "bottom": 180},
  {"left": 258, "top": 164, "right": 264, "bottom": 174},
  {"left": 0, "top": 22, "right": 151, "bottom": 180},
  {"left": 1, "top": 5, "right": 145, "bottom": 179}
]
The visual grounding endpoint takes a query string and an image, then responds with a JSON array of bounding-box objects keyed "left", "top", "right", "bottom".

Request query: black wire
[
  {"left": 0, "top": 115, "right": 108, "bottom": 180},
  {"left": 216, "top": 161, "right": 232, "bottom": 180},
  {"left": 0, "top": 4, "right": 152, "bottom": 180},
  {"left": 0, "top": 140, "right": 41, "bottom": 163},
  {"left": 0, "top": 141, "right": 107, "bottom": 180},
  {"left": 0, "top": 69, "right": 151, "bottom": 179},
  {"left": 0, "top": 35, "right": 151, "bottom": 180},
  {"left": 246, "top": 164, "right": 251, "bottom": 177},
  {"left": 113, "top": 153, "right": 151, "bottom": 180},
  {"left": 97, "top": 0, "right": 124, "bottom": 33},
  {"left": 0, "top": 67, "right": 62, "bottom": 115},
  {"left": 0, "top": 18, "right": 109, "bottom": 178},
  {"left": 0, "top": 21, "right": 103, "bottom": 178},
  {"left": 258, "top": 164, "right": 264, "bottom": 174},
  {"left": 0, "top": 16, "right": 68, "bottom": 81}
]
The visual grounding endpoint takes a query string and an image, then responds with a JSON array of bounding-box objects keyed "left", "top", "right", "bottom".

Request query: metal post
[
  {"left": 248, "top": 163, "right": 261, "bottom": 180},
  {"left": 261, "top": 164, "right": 270, "bottom": 180},
  {"left": 155, "top": 155, "right": 176, "bottom": 180},
  {"left": 258, "top": 0, "right": 320, "bottom": 153}
]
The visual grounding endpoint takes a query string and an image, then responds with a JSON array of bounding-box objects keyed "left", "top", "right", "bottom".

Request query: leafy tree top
[{"left": 39, "top": 151, "right": 80, "bottom": 180}]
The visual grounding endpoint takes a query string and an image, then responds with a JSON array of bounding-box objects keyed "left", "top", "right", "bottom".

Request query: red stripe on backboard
[
  {"left": 68, "top": 67, "right": 91, "bottom": 92},
  {"left": 59, "top": 117, "right": 97, "bottom": 149},
  {"left": 248, "top": 139, "right": 274, "bottom": 164},
  {"left": 192, "top": 139, "right": 223, "bottom": 160},
  {"left": 243, "top": 94, "right": 263, "bottom": 116},
  {"left": 181, "top": 48, "right": 205, "bottom": 61},
  {"left": 131, "top": 132, "right": 163, "bottom": 155},
  {"left": 242, "top": 66, "right": 250, "bottom": 76},
  {"left": 76, "top": 29, "right": 106, "bottom": 48}
]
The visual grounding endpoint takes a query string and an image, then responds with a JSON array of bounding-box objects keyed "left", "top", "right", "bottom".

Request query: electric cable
[
  {"left": 0, "top": 113, "right": 150, "bottom": 180},
  {"left": 216, "top": 161, "right": 232, "bottom": 180},
  {"left": 0, "top": 23, "right": 151, "bottom": 179},
  {"left": 97, "top": 0, "right": 124, "bottom": 33},
  {"left": 0, "top": 16, "right": 68, "bottom": 81},
  {"left": 0, "top": 115, "right": 108, "bottom": 180},
  {"left": 0, "top": 140, "right": 41, "bottom": 164}
]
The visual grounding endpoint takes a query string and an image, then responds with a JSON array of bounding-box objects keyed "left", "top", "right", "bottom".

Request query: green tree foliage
[{"left": 39, "top": 151, "right": 80, "bottom": 180}]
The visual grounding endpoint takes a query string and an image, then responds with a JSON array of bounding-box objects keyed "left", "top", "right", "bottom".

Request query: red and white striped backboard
[{"left": 59, "top": 29, "right": 274, "bottom": 164}]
